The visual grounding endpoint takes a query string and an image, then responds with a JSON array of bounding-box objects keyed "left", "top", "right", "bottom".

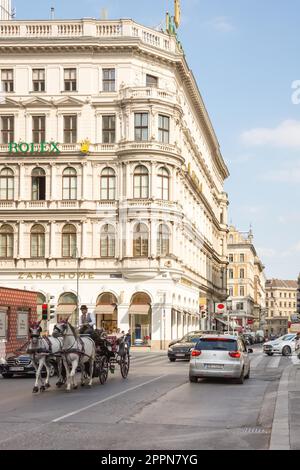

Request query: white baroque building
[{"left": 0, "top": 17, "right": 229, "bottom": 349}]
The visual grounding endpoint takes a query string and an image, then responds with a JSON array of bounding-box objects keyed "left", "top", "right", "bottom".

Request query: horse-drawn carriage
[
  {"left": 91, "top": 330, "right": 130, "bottom": 384},
  {"left": 26, "top": 320, "right": 130, "bottom": 393}
]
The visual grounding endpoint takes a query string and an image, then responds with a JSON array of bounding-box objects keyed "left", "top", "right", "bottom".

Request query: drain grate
[{"left": 241, "top": 427, "right": 269, "bottom": 434}]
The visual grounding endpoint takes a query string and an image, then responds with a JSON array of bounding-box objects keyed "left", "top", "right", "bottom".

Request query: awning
[
  {"left": 94, "top": 304, "right": 116, "bottom": 315},
  {"left": 128, "top": 304, "right": 150, "bottom": 315},
  {"left": 56, "top": 305, "right": 76, "bottom": 315}
]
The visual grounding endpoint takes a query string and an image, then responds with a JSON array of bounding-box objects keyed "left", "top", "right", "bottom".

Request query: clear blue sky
[{"left": 12, "top": 0, "right": 300, "bottom": 279}]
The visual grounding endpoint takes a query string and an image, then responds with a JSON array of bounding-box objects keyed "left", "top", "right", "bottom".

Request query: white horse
[
  {"left": 52, "top": 320, "right": 95, "bottom": 391},
  {"left": 27, "top": 321, "right": 63, "bottom": 394}
]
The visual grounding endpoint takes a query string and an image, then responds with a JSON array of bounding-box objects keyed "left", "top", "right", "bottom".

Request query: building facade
[
  {"left": 227, "top": 226, "right": 266, "bottom": 331},
  {"left": 0, "top": 18, "right": 229, "bottom": 349},
  {"left": 265, "top": 279, "right": 297, "bottom": 336}
]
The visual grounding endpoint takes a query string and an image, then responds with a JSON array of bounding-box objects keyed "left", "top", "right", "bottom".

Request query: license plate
[
  {"left": 9, "top": 367, "right": 24, "bottom": 372},
  {"left": 176, "top": 354, "right": 186, "bottom": 357},
  {"left": 205, "top": 364, "right": 224, "bottom": 370}
]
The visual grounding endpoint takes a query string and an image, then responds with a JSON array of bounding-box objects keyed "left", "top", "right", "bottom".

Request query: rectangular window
[
  {"left": 146, "top": 74, "right": 158, "bottom": 87},
  {"left": 240, "top": 269, "right": 245, "bottom": 279},
  {"left": 32, "top": 69, "right": 45, "bottom": 92},
  {"left": 1, "top": 69, "right": 13, "bottom": 92},
  {"left": 228, "top": 269, "right": 234, "bottom": 279},
  {"left": 64, "top": 68, "right": 77, "bottom": 92},
  {"left": 0, "top": 308, "right": 8, "bottom": 340},
  {"left": 229, "top": 287, "right": 233, "bottom": 297},
  {"left": 134, "top": 113, "right": 148, "bottom": 141},
  {"left": 17, "top": 310, "right": 29, "bottom": 338},
  {"left": 240, "top": 286, "right": 245, "bottom": 296},
  {"left": 0, "top": 116, "right": 14, "bottom": 144},
  {"left": 229, "top": 254, "right": 234, "bottom": 263},
  {"left": 103, "top": 68, "right": 115, "bottom": 92},
  {"left": 63, "top": 115, "right": 77, "bottom": 143},
  {"left": 158, "top": 114, "right": 170, "bottom": 143},
  {"left": 240, "top": 254, "right": 245, "bottom": 262},
  {"left": 32, "top": 116, "right": 45, "bottom": 143},
  {"left": 102, "top": 115, "right": 116, "bottom": 143}
]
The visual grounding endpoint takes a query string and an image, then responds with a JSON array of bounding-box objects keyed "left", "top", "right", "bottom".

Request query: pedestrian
[
  {"left": 295, "top": 332, "right": 300, "bottom": 359},
  {"left": 79, "top": 305, "right": 95, "bottom": 335},
  {"left": 125, "top": 329, "right": 131, "bottom": 352}
]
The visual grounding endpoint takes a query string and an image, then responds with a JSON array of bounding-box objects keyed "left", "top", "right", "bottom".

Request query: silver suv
[{"left": 189, "top": 334, "right": 252, "bottom": 384}]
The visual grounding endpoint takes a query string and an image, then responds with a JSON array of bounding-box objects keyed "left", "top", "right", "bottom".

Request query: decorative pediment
[
  {"left": 54, "top": 96, "right": 84, "bottom": 107},
  {"left": 0, "top": 97, "right": 22, "bottom": 108},
  {"left": 23, "top": 96, "right": 52, "bottom": 108}
]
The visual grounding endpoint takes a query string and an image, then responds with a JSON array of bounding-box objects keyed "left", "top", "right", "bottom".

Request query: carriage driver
[{"left": 79, "top": 305, "right": 95, "bottom": 335}]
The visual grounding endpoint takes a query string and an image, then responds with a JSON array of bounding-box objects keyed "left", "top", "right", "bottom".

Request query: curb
[{"left": 269, "top": 365, "right": 292, "bottom": 450}]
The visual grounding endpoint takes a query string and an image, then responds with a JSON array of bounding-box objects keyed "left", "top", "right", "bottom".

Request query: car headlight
[
  {"left": 168, "top": 347, "right": 173, "bottom": 352},
  {"left": 0, "top": 357, "right": 7, "bottom": 365}
]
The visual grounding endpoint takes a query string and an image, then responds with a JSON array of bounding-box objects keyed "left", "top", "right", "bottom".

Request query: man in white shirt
[{"left": 79, "top": 305, "right": 95, "bottom": 334}]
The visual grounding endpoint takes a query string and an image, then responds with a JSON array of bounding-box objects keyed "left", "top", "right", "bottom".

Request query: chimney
[
  {"left": 0, "top": 0, "right": 12, "bottom": 20},
  {"left": 50, "top": 7, "right": 55, "bottom": 20}
]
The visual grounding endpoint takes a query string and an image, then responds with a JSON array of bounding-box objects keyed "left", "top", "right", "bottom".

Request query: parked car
[
  {"left": 263, "top": 334, "right": 297, "bottom": 356},
  {"left": 168, "top": 333, "right": 205, "bottom": 361},
  {"left": 0, "top": 354, "right": 57, "bottom": 378},
  {"left": 189, "top": 334, "right": 253, "bottom": 384}
]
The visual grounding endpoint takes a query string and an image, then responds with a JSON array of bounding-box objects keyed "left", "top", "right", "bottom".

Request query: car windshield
[
  {"left": 279, "top": 335, "right": 294, "bottom": 341},
  {"left": 195, "top": 338, "right": 238, "bottom": 351},
  {"left": 180, "top": 334, "right": 200, "bottom": 343}
]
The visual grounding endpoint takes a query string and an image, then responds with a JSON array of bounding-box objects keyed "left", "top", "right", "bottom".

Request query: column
[
  {"left": 18, "top": 163, "right": 25, "bottom": 201},
  {"left": 118, "top": 304, "right": 129, "bottom": 332},
  {"left": 18, "top": 221, "right": 24, "bottom": 258},
  {"left": 81, "top": 220, "right": 87, "bottom": 258},
  {"left": 50, "top": 163, "right": 57, "bottom": 200}
]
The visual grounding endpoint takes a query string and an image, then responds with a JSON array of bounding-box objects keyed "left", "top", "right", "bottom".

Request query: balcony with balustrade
[{"left": 0, "top": 19, "right": 179, "bottom": 55}]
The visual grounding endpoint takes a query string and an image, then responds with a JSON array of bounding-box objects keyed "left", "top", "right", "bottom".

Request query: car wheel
[
  {"left": 169, "top": 358, "right": 176, "bottom": 362},
  {"left": 189, "top": 375, "right": 198, "bottom": 383},
  {"left": 236, "top": 369, "right": 244, "bottom": 384},
  {"left": 266, "top": 353, "right": 273, "bottom": 356},
  {"left": 282, "top": 346, "right": 291, "bottom": 356},
  {"left": 2, "top": 373, "right": 13, "bottom": 378}
]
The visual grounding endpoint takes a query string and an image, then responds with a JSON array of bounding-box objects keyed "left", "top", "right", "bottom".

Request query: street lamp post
[{"left": 72, "top": 247, "right": 80, "bottom": 327}]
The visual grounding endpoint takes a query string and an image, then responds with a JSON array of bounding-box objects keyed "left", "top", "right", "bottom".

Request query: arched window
[
  {"left": 133, "top": 165, "right": 149, "bottom": 199},
  {"left": 0, "top": 168, "right": 14, "bottom": 200},
  {"left": 133, "top": 223, "right": 149, "bottom": 257},
  {"left": 32, "top": 167, "right": 46, "bottom": 201},
  {"left": 62, "top": 224, "right": 77, "bottom": 258},
  {"left": 31, "top": 224, "right": 45, "bottom": 258},
  {"left": 158, "top": 167, "right": 169, "bottom": 200},
  {"left": 62, "top": 167, "right": 77, "bottom": 200},
  {"left": 157, "top": 224, "right": 170, "bottom": 256},
  {"left": 0, "top": 224, "right": 13, "bottom": 258},
  {"left": 100, "top": 224, "right": 115, "bottom": 258},
  {"left": 101, "top": 167, "right": 116, "bottom": 200}
]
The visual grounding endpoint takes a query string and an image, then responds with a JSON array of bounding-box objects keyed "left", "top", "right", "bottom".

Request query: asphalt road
[{"left": 0, "top": 346, "right": 297, "bottom": 450}]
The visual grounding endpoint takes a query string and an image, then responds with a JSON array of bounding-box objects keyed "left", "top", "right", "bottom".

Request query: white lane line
[
  {"left": 250, "top": 355, "right": 264, "bottom": 369},
  {"left": 268, "top": 356, "right": 281, "bottom": 369},
  {"left": 52, "top": 375, "right": 166, "bottom": 423},
  {"left": 132, "top": 356, "right": 167, "bottom": 366},
  {"left": 291, "top": 355, "right": 299, "bottom": 365}
]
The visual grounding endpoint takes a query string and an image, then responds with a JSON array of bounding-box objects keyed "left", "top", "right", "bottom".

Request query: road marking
[
  {"left": 291, "top": 355, "right": 299, "bottom": 365},
  {"left": 52, "top": 375, "right": 166, "bottom": 423},
  {"left": 268, "top": 356, "right": 281, "bottom": 369},
  {"left": 250, "top": 355, "right": 264, "bottom": 369}
]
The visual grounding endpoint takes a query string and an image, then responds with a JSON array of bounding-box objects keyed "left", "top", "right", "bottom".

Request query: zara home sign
[{"left": 8, "top": 142, "right": 61, "bottom": 154}]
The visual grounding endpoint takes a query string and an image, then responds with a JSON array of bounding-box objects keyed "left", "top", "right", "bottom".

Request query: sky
[{"left": 10, "top": 0, "right": 300, "bottom": 280}]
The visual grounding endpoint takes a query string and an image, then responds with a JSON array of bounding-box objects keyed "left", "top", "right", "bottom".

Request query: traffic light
[
  {"left": 49, "top": 303, "right": 55, "bottom": 319},
  {"left": 42, "top": 303, "right": 48, "bottom": 321}
]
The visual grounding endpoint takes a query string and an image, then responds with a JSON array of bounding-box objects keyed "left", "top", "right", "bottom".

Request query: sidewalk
[{"left": 270, "top": 360, "right": 300, "bottom": 450}]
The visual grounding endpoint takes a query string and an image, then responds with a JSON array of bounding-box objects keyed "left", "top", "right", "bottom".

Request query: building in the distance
[
  {"left": 0, "top": 13, "right": 229, "bottom": 349},
  {"left": 226, "top": 226, "right": 266, "bottom": 331},
  {"left": 265, "top": 279, "right": 297, "bottom": 336}
]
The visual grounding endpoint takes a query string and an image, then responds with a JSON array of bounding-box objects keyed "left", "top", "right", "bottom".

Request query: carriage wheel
[
  {"left": 120, "top": 352, "right": 130, "bottom": 379},
  {"left": 98, "top": 356, "right": 109, "bottom": 385}
]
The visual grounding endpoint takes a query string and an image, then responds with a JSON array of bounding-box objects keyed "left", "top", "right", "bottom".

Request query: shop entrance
[
  {"left": 95, "top": 292, "right": 118, "bottom": 333},
  {"left": 129, "top": 293, "right": 151, "bottom": 347}
]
